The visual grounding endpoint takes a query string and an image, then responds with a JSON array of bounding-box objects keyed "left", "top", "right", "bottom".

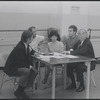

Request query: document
[
  {"left": 65, "top": 55, "right": 79, "bottom": 58},
  {"left": 37, "top": 52, "right": 79, "bottom": 62}
]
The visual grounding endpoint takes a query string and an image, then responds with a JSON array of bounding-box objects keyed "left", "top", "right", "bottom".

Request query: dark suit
[
  {"left": 67, "top": 38, "right": 96, "bottom": 85},
  {"left": 4, "top": 40, "right": 37, "bottom": 87}
]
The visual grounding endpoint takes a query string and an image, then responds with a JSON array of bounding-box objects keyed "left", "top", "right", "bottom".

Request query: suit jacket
[
  {"left": 71, "top": 38, "right": 96, "bottom": 71},
  {"left": 4, "top": 41, "right": 35, "bottom": 76}
]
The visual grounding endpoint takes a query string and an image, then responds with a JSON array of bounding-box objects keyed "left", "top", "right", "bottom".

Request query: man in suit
[
  {"left": 63, "top": 29, "right": 96, "bottom": 92},
  {"left": 4, "top": 30, "right": 38, "bottom": 98}
]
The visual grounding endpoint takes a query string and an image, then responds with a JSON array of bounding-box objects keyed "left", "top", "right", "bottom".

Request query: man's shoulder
[{"left": 15, "top": 41, "right": 25, "bottom": 50}]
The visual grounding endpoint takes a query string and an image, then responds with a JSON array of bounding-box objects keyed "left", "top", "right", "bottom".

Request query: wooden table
[{"left": 32, "top": 54, "right": 95, "bottom": 99}]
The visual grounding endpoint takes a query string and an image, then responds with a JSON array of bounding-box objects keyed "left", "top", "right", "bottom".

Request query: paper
[
  {"left": 65, "top": 55, "right": 79, "bottom": 58},
  {"left": 37, "top": 53, "right": 79, "bottom": 62}
]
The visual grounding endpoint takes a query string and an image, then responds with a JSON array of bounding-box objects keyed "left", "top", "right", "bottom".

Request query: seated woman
[{"left": 42, "top": 29, "right": 65, "bottom": 84}]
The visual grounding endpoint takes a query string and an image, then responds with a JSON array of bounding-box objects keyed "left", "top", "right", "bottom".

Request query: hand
[
  {"left": 62, "top": 51, "right": 69, "bottom": 54},
  {"left": 34, "top": 52, "right": 40, "bottom": 57},
  {"left": 31, "top": 66, "right": 38, "bottom": 73},
  {"left": 70, "top": 49, "right": 73, "bottom": 51}
]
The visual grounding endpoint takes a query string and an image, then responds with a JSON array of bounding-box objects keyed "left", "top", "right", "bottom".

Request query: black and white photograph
[{"left": 0, "top": 1, "right": 100, "bottom": 99}]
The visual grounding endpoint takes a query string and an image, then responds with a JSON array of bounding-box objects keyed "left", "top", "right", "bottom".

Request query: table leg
[
  {"left": 64, "top": 63, "right": 67, "bottom": 89},
  {"left": 38, "top": 61, "right": 41, "bottom": 79},
  {"left": 86, "top": 62, "right": 90, "bottom": 99},
  {"left": 52, "top": 65, "right": 56, "bottom": 99}
]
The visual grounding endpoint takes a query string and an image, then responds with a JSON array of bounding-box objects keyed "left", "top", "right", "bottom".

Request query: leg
[
  {"left": 76, "top": 63, "right": 87, "bottom": 92},
  {"left": 42, "top": 66, "right": 52, "bottom": 84},
  {"left": 66, "top": 63, "right": 77, "bottom": 89},
  {"left": 26, "top": 69, "right": 38, "bottom": 88},
  {"left": 14, "top": 68, "right": 32, "bottom": 99}
]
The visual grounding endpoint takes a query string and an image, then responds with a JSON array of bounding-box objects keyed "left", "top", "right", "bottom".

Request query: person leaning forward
[{"left": 3, "top": 30, "right": 38, "bottom": 99}]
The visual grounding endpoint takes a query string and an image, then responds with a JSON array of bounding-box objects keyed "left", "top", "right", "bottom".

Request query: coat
[
  {"left": 71, "top": 38, "right": 96, "bottom": 71},
  {"left": 4, "top": 41, "right": 35, "bottom": 76}
]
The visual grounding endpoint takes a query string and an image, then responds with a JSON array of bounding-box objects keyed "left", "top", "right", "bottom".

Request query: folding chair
[{"left": 0, "top": 52, "right": 18, "bottom": 94}]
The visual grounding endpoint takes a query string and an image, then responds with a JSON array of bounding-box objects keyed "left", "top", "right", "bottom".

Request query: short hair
[
  {"left": 68, "top": 25, "right": 78, "bottom": 33},
  {"left": 49, "top": 30, "right": 61, "bottom": 41},
  {"left": 21, "top": 30, "right": 33, "bottom": 42},
  {"left": 78, "top": 29, "right": 88, "bottom": 38},
  {"left": 78, "top": 29, "right": 87, "bottom": 34},
  {"left": 28, "top": 26, "right": 36, "bottom": 32}
]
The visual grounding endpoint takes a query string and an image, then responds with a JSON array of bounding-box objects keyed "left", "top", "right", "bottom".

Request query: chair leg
[
  {"left": 91, "top": 71, "right": 96, "bottom": 87},
  {"left": 0, "top": 73, "right": 5, "bottom": 94}
]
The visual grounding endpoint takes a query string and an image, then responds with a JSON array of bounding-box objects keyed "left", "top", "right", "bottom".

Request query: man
[
  {"left": 28, "top": 26, "right": 45, "bottom": 52},
  {"left": 61, "top": 25, "right": 79, "bottom": 89},
  {"left": 62, "top": 25, "right": 79, "bottom": 51},
  {"left": 63, "top": 29, "right": 96, "bottom": 92},
  {"left": 4, "top": 30, "right": 38, "bottom": 99}
]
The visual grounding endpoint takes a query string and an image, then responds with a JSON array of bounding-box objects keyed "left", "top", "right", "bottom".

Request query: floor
[{"left": 0, "top": 64, "right": 100, "bottom": 99}]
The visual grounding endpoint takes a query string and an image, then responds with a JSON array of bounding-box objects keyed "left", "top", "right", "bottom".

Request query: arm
[{"left": 70, "top": 42, "right": 90, "bottom": 55}]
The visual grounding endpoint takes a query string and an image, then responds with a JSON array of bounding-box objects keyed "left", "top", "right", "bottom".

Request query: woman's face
[{"left": 51, "top": 35, "right": 57, "bottom": 42}]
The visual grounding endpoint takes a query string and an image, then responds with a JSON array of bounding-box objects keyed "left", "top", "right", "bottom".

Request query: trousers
[
  {"left": 17, "top": 67, "right": 38, "bottom": 87},
  {"left": 67, "top": 62, "right": 87, "bottom": 85}
]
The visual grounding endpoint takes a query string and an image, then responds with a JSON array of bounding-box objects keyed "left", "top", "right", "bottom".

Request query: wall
[{"left": 0, "top": 1, "right": 100, "bottom": 57}]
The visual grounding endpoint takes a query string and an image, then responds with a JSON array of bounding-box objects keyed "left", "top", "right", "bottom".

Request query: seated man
[
  {"left": 63, "top": 29, "right": 96, "bottom": 92},
  {"left": 28, "top": 26, "right": 45, "bottom": 52},
  {"left": 62, "top": 25, "right": 79, "bottom": 51},
  {"left": 4, "top": 30, "right": 38, "bottom": 99}
]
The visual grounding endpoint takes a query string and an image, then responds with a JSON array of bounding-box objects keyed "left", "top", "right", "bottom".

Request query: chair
[
  {"left": 84, "top": 70, "right": 96, "bottom": 87},
  {"left": 0, "top": 52, "right": 18, "bottom": 94},
  {"left": 74, "top": 62, "right": 97, "bottom": 88}
]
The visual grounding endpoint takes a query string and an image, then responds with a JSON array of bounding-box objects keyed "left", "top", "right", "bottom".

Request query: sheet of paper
[{"left": 65, "top": 55, "right": 79, "bottom": 58}]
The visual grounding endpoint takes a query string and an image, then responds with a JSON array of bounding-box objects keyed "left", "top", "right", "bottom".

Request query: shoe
[
  {"left": 14, "top": 91, "right": 22, "bottom": 99},
  {"left": 66, "top": 83, "right": 76, "bottom": 90},
  {"left": 21, "top": 91, "right": 30, "bottom": 99},
  {"left": 76, "top": 85, "right": 85, "bottom": 92}
]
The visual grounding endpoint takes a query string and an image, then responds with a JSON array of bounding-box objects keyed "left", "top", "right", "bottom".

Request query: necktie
[
  {"left": 27, "top": 45, "right": 30, "bottom": 54},
  {"left": 78, "top": 43, "right": 82, "bottom": 49}
]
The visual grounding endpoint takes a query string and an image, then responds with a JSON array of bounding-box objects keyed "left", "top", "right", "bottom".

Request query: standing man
[
  {"left": 63, "top": 29, "right": 95, "bottom": 92},
  {"left": 4, "top": 30, "right": 38, "bottom": 99}
]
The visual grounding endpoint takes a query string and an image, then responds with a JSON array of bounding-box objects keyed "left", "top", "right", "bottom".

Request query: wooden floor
[{"left": 0, "top": 64, "right": 100, "bottom": 99}]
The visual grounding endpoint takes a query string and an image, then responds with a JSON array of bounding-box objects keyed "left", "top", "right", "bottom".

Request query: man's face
[
  {"left": 78, "top": 31, "right": 86, "bottom": 41},
  {"left": 27, "top": 34, "right": 36, "bottom": 44},
  {"left": 68, "top": 28, "right": 75, "bottom": 37},
  {"left": 32, "top": 28, "right": 36, "bottom": 33}
]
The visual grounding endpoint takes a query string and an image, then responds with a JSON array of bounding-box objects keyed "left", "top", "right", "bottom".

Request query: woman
[{"left": 42, "top": 29, "right": 65, "bottom": 85}]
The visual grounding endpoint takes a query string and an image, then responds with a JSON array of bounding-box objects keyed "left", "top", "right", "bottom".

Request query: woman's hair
[
  {"left": 21, "top": 30, "right": 33, "bottom": 42},
  {"left": 28, "top": 26, "right": 36, "bottom": 32},
  {"left": 48, "top": 30, "right": 61, "bottom": 41}
]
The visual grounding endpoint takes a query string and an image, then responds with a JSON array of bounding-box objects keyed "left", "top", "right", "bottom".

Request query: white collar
[
  {"left": 81, "top": 40, "right": 84, "bottom": 45},
  {"left": 24, "top": 42, "right": 28, "bottom": 49}
]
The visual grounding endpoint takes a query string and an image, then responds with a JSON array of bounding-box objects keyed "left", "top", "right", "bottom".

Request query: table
[{"left": 32, "top": 54, "right": 95, "bottom": 99}]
